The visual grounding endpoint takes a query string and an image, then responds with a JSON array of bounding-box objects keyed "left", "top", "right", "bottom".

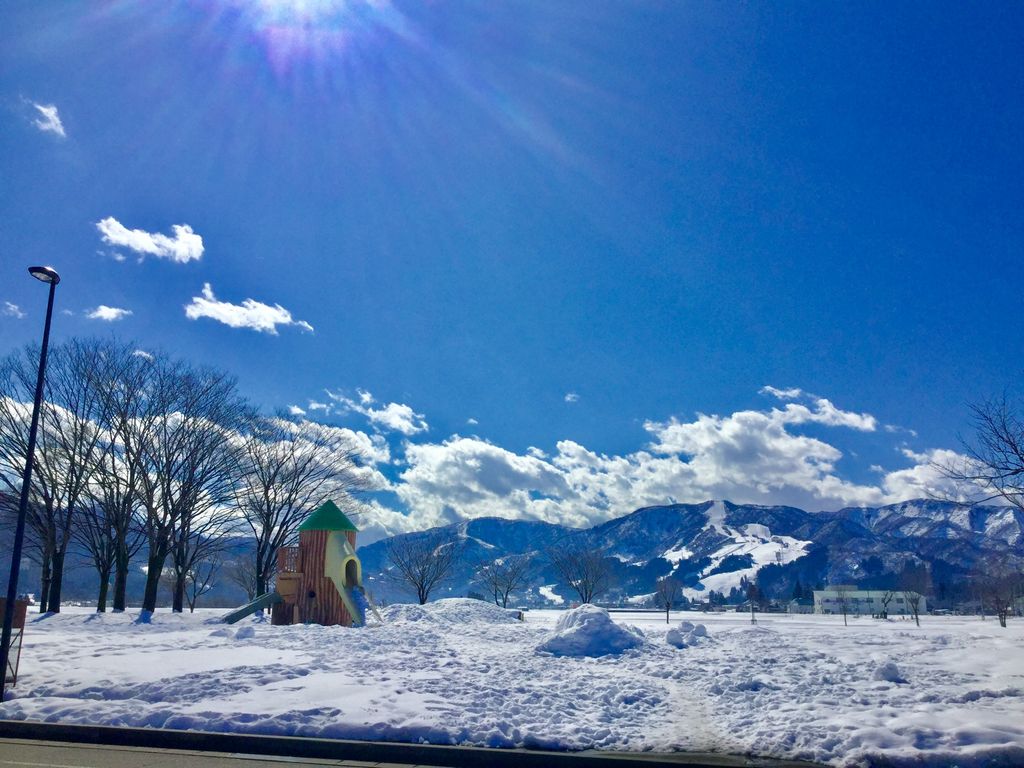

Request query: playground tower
[{"left": 272, "top": 500, "right": 365, "bottom": 627}]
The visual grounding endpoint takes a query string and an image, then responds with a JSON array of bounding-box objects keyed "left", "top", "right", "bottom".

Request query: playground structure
[{"left": 221, "top": 500, "right": 379, "bottom": 627}]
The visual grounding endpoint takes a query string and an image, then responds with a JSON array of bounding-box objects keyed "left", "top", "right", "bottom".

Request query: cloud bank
[{"left": 317, "top": 386, "right": 973, "bottom": 539}]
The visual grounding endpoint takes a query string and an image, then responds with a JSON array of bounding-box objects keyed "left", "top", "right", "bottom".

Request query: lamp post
[{"left": 0, "top": 266, "right": 60, "bottom": 701}]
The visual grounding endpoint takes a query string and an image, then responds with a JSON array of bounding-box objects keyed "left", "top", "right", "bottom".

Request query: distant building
[
  {"left": 788, "top": 597, "right": 814, "bottom": 614},
  {"left": 813, "top": 586, "right": 927, "bottom": 616}
]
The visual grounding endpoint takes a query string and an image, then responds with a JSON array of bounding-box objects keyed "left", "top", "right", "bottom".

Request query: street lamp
[{"left": 0, "top": 266, "right": 60, "bottom": 700}]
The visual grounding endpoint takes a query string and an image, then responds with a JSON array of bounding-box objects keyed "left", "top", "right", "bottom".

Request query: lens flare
[{"left": 219, "top": 0, "right": 417, "bottom": 75}]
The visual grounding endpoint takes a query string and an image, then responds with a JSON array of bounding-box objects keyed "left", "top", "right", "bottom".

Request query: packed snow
[{"left": 2, "top": 601, "right": 1023, "bottom": 767}]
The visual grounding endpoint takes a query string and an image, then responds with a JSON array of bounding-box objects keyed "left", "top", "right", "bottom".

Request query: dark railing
[{"left": 277, "top": 546, "right": 299, "bottom": 574}]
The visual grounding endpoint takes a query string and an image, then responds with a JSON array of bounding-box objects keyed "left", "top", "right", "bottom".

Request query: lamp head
[{"left": 28, "top": 266, "right": 60, "bottom": 285}]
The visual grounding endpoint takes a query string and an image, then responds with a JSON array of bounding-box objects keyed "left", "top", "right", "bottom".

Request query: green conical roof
[{"left": 299, "top": 500, "right": 358, "bottom": 532}]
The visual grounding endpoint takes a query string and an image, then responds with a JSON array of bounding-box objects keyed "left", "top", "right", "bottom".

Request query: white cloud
[
  {"left": 132, "top": 349, "right": 154, "bottom": 361},
  {"left": 86, "top": 305, "right": 133, "bottom": 322},
  {"left": 185, "top": 283, "right": 314, "bottom": 335},
  {"left": 96, "top": 217, "right": 204, "bottom": 264},
  {"left": 3, "top": 302, "right": 25, "bottom": 320},
  {"left": 395, "top": 436, "right": 575, "bottom": 526},
  {"left": 466, "top": 418, "right": 479, "bottom": 426},
  {"left": 288, "top": 405, "right": 307, "bottom": 416},
  {"left": 307, "top": 401, "right": 330, "bottom": 412},
  {"left": 31, "top": 103, "right": 65, "bottom": 138},
  {"left": 327, "top": 389, "right": 428, "bottom": 436},
  {"left": 564, "top": 392, "right": 580, "bottom": 403},
  {"left": 877, "top": 448, "right": 971, "bottom": 503},
  {"left": 759, "top": 385, "right": 804, "bottom": 400},
  {"left": 367, "top": 402, "right": 429, "bottom": 435}
]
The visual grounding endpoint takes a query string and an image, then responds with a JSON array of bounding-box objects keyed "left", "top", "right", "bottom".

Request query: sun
[{"left": 223, "top": 0, "right": 415, "bottom": 74}]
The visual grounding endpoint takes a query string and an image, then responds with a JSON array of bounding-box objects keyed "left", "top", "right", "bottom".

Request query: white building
[{"left": 813, "top": 586, "right": 927, "bottom": 616}]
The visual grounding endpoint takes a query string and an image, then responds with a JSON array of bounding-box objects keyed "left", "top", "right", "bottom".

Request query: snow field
[{"left": 1, "top": 603, "right": 1022, "bottom": 767}]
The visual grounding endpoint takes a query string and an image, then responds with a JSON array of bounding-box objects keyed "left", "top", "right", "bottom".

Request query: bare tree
[
  {"left": 834, "top": 585, "right": 851, "bottom": 626},
  {"left": 899, "top": 564, "right": 930, "bottom": 627},
  {"left": 746, "top": 581, "right": 759, "bottom": 625},
  {"left": 185, "top": 555, "right": 221, "bottom": 612},
  {"left": 0, "top": 340, "right": 113, "bottom": 612},
  {"left": 476, "top": 554, "right": 531, "bottom": 608},
  {"left": 236, "top": 415, "right": 369, "bottom": 598},
  {"left": 73, "top": 495, "right": 117, "bottom": 612},
  {"left": 879, "top": 589, "right": 895, "bottom": 619},
  {"left": 226, "top": 556, "right": 259, "bottom": 602},
  {"left": 941, "top": 396, "right": 1024, "bottom": 508},
  {"left": 91, "top": 343, "right": 158, "bottom": 612},
  {"left": 383, "top": 528, "right": 463, "bottom": 604},
  {"left": 655, "top": 576, "right": 682, "bottom": 624},
  {"left": 976, "top": 556, "right": 1023, "bottom": 628},
  {"left": 134, "top": 359, "right": 250, "bottom": 616},
  {"left": 547, "top": 541, "right": 611, "bottom": 605}
]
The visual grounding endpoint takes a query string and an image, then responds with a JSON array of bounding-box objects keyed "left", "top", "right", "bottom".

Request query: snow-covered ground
[{"left": 2, "top": 602, "right": 1023, "bottom": 767}]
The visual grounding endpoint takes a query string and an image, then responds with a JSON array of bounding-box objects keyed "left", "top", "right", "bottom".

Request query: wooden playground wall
[{"left": 296, "top": 530, "right": 353, "bottom": 627}]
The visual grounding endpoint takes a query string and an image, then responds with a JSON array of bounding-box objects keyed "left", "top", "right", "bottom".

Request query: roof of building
[{"left": 298, "top": 500, "right": 359, "bottom": 532}]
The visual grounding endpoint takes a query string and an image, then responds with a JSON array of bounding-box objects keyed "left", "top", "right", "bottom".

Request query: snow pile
[
  {"left": 380, "top": 603, "right": 437, "bottom": 623},
  {"left": 425, "top": 598, "right": 522, "bottom": 625},
  {"left": 536, "top": 604, "right": 643, "bottom": 657},
  {"left": 666, "top": 620, "right": 708, "bottom": 648},
  {"left": 381, "top": 598, "right": 520, "bottom": 625},
  {"left": 873, "top": 660, "right": 908, "bottom": 684}
]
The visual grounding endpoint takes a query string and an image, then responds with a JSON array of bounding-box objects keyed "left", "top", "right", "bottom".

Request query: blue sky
[{"left": 2, "top": 1, "right": 1022, "bottom": 539}]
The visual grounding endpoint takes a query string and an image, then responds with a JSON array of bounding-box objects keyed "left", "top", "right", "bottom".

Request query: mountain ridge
[{"left": 358, "top": 498, "right": 1024, "bottom": 606}]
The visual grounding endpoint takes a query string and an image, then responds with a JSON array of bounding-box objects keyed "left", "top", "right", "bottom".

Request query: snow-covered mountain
[{"left": 358, "top": 499, "right": 1024, "bottom": 606}]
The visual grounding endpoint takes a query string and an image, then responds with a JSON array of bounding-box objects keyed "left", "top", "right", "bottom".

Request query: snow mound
[
  {"left": 381, "top": 599, "right": 521, "bottom": 626},
  {"left": 380, "top": 604, "right": 437, "bottom": 624},
  {"left": 873, "top": 660, "right": 908, "bottom": 684},
  {"left": 425, "top": 598, "right": 523, "bottom": 625},
  {"left": 536, "top": 605, "right": 643, "bottom": 657},
  {"left": 666, "top": 620, "right": 709, "bottom": 648},
  {"left": 234, "top": 626, "right": 256, "bottom": 640}
]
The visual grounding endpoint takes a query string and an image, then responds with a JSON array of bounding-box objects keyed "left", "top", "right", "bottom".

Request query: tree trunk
[
  {"left": 172, "top": 572, "right": 185, "bottom": 613},
  {"left": 47, "top": 548, "right": 66, "bottom": 613},
  {"left": 141, "top": 549, "right": 168, "bottom": 614},
  {"left": 256, "top": 573, "right": 268, "bottom": 599},
  {"left": 96, "top": 568, "right": 111, "bottom": 612},
  {"left": 39, "top": 551, "right": 51, "bottom": 613},
  {"left": 112, "top": 548, "right": 129, "bottom": 612}
]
